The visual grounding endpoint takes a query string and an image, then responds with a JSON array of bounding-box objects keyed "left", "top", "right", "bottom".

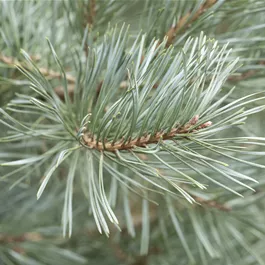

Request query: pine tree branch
[
  {"left": 0, "top": 232, "right": 42, "bottom": 244},
  {"left": 1, "top": 54, "right": 128, "bottom": 101},
  {"left": 111, "top": 239, "right": 159, "bottom": 265},
  {"left": 165, "top": 0, "right": 217, "bottom": 47},
  {"left": 82, "top": 0, "right": 97, "bottom": 56},
  {"left": 0, "top": 53, "right": 76, "bottom": 100},
  {"left": 228, "top": 61, "right": 265, "bottom": 82},
  {"left": 0, "top": 54, "right": 75, "bottom": 84},
  {"left": 228, "top": 70, "right": 257, "bottom": 82},
  {"left": 87, "top": 0, "right": 96, "bottom": 26},
  {"left": 82, "top": 118, "right": 212, "bottom": 152},
  {"left": 192, "top": 195, "right": 231, "bottom": 212}
]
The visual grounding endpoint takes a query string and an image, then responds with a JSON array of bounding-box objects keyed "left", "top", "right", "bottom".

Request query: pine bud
[
  {"left": 199, "top": 121, "right": 212, "bottom": 128},
  {"left": 189, "top": 115, "right": 200, "bottom": 125}
]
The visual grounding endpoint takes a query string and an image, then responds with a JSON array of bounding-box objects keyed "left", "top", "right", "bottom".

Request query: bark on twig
[
  {"left": 192, "top": 195, "right": 231, "bottom": 212},
  {"left": 165, "top": 0, "right": 217, "bottom": 47},
  {"left": 82, "top": 117, "right": 212, "bottom": 152},
  {"left": 87, "top": 0, "right": 96, "bottom": 26},
  {"left": 0, "top": 54, "right": 75, "bottom": 84}
]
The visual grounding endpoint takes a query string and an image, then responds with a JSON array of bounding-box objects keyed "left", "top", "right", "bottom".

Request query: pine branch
[
  {"left": 1, "top": 1, "right": 265, "bottom": 263},
  {"left": 192, "top": 195, "right": 231, "bottom": 212},
  {"left": 2, "top": 28, "right": 265, "bottom": 246},
  {"left": 228, "top": 61, "right": 265, "bottom": 82},
  {"left": 87, "top": 0, "right": 96, "bottom": 26},
  {"left": 82, "top": 116, "right": 212, "bottom": 152},
  {"left": 165, "top": 0, "right": 217, "bottom": 47},
  {"left": 0, "top": 54, "right": 75, "bottom": 84},
  {"left": 0, "top": 232, "right": 42, "bottom": 244}
]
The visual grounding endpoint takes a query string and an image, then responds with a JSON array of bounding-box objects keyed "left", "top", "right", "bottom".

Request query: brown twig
[
  {"left": 228, "top": 61, "right": 265, "bottom": 82},
  {"left": 192, "top": 195, "right": 231, "bottom": 212},
  {"left": 0, "top": 232, "right": 42, "bottom": 255},
  {"left": 82, "top": 116, "right": 212, "bottom": 152},
  {"left": 111, "top": 242, "right": 160, "bottom": 265},
  {"left": 87, "top": 0, "right": 96, "bottom": 26},
  {"left": 228, "top": 70, "right": 257, "bottom": 82},
  {"left": 38, "top": 67, "right": 75, "bottom": 83},
  {"left": 82, "top": 0, "right": 96, "bottom": 56},
  {"left": 0, "top": 54, "right": 75, "bottom": 84},
  {"left": 0, "top": 232, "right": 42, "bottom": 244},
  {"left": 165, "top": 0, "right": 217, "bottom": 47},
  {"left": 54, "top": 84, "right": 75, "bottom": 100}
]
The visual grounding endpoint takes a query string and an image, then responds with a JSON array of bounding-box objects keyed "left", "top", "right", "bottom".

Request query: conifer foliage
[{"left": 1, "top": 1, "right": 265, "bottom": 264}]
